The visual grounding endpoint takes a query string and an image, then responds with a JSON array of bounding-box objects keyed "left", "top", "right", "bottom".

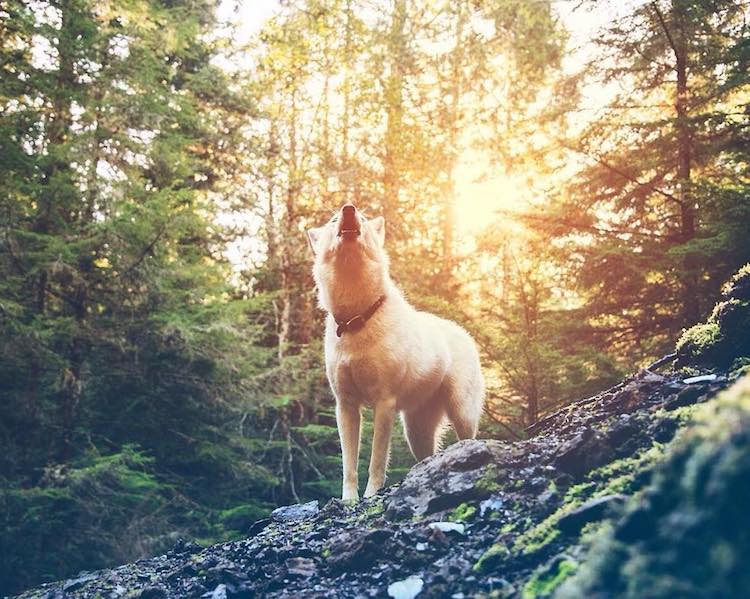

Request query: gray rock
[
  {"left": 385, "top": 439, "right": 511, "bottom": 517},
  {"left": 553, "top": 428, "right": 613, "bottom": 480},
  {"left": 326, "top": 528, "right": 392, "bottom": 572},
  {"left": 271, "top": 500, "right": 319, "bottom": 523},
  {"left": 557, "top": 494, "right": 626, "bottom": 535},
  {"left": 285, "top": 557, "right": 316, "bottom": 578},
  {"left": 62, "top": 573, "right": 99, "bottom": 592}
]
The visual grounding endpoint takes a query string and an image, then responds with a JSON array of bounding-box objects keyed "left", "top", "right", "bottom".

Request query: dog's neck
[{"left": 319, "top": 268, "right": 397, "bottom": 323}]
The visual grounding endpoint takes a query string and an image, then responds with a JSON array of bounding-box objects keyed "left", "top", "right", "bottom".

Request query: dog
[{"left": 307, "top": 204, "right": 485, "bottom": 500}]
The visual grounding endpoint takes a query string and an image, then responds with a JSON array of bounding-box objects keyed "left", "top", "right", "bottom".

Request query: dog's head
[{"left": 307, "top": 204, "right": 387, "bottom": 304}]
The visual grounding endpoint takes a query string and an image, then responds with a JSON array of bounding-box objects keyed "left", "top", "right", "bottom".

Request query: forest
[{"left": 1, "top": 0, "right": 749, "bottom": 594}]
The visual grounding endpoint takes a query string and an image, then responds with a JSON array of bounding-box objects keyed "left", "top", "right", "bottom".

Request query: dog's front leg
[
  {"left": 337, "top": 400, "right": 362, "bottom": 501},
  {"left": 364, "top": 397, "right": 396, "bottom": 497}
]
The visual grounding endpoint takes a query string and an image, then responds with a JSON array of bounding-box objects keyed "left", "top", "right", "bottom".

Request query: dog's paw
[
  {"left": 363, "top": 484, "right": 382, "bottom": 498},
  {"left": 342, "top": 488, "right": 359, "bottom": 502}
]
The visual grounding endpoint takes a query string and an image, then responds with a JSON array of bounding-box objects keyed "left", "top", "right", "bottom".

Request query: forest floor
[{"left": 16, "top": 362, "right": 745, "bottom": 599}]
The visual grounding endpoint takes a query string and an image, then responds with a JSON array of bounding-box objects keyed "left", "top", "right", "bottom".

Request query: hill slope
[{"left": 14, "top": 267, "right": 750, "bottom": 599}]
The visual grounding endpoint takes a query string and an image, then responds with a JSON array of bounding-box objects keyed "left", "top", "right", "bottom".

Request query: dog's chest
[{"left": 327, "top": 345, "right": 400, "bottom": 404}]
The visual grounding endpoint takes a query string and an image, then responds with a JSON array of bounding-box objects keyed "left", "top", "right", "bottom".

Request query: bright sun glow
[
  {"left": 453, "top": 158, "right": 529, "bottom": 234},
  {"left": 215, "top": 0, "right": 617, "bottom": 253}
]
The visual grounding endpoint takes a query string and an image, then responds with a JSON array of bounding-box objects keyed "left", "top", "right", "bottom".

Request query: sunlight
[{"left": 453, "top": 157, "right": 529, "bottom": 235}]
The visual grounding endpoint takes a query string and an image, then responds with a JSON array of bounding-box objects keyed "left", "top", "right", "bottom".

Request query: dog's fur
[{"left": 307, "top": 205, "right": 485, "bottom": 500}]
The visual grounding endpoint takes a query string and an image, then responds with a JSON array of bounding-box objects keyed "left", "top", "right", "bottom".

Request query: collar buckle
[{"left": 334, "top": 295, "right": 386, "bottom": 337}]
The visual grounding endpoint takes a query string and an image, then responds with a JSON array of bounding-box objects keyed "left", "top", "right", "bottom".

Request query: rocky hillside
[{"left": 14, "top": 267, "right": 750, "bottom": 599}]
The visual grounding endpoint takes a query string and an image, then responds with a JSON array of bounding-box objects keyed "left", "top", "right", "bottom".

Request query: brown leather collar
[{"left": 334, "top": 295, "right": 386, "bottom": 337}]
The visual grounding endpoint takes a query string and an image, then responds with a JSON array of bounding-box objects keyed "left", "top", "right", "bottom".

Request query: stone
[
  {"left": 557, "top": 495, "right": 626, "bottom": 535},
  {"left": 553, "top": 428, "right": 614, "bottom": 479},
  {"left": 387, "top": 575, "right": 424, "bottom": 599},
  {"left": 62, "top": 573, "right": 99, "bottom": 592},
  {"left": 385, "top": 439, "right": 509, "bottom": 517},
  {"left": 428, "top": 522, "right": 465, "bottom": 535},
  {"left": 664, "top": 385, "right": 705, "bottom": 410},
  {"left": 326, "top": 528, "right": 392, "bottom": 572},
  {"left": 285, "top": 557, "right": 316, "bottom": 578},
  {"left": 138, "top": 587, "right": 167, "bottom": 599},
  {"left": 271, "top": 500, "right": 319, "bottom": 523}
]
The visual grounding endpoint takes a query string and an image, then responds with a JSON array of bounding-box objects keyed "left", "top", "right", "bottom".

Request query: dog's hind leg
[
  {"left": 402, "top": 401, "right": 445, "bottom": 461},
  {"left": 444, "top": 374, "right": 482, "bottom": 440}
]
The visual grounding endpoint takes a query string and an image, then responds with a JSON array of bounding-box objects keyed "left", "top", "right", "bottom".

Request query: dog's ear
[
  {"left": 306, "top": 226, "right": 324, "bottom": 254},
  {"left": 370, "top": 216, "right": 385, "bottom": 246}
]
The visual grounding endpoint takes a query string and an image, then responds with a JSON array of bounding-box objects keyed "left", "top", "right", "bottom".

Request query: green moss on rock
[
  {"left": 676, "top": 265, "right": 750, "bottom": 369},
  {"left": 473, "top": 542, "right": 511, "bottom": 573},
  {"left": 523, "top": 557, "right": 577, "bottom": 599},
  {"left": 675, "top": 322, "right": 725, "bottom": 366},
  {"left": 555, "top": 375, "right": 750, "bottom": 599},
  {"left": 449, "top": 502, "right": 477, "bottom": 522},
  {"left": 722, "top": 263, "right": 750, "bottom": 301}
]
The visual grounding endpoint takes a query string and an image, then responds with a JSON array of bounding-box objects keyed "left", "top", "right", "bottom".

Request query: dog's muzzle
[{"left": 338, "top": 204, "right": 361, "bottom": 239}]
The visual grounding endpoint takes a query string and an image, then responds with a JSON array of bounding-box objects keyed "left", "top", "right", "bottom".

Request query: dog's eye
[{"left": 330, "top": 216, "right": 338, "bottom": 223}]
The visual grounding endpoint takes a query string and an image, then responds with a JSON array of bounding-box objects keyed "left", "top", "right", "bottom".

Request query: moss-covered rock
[
  {"left": 722, "top": 263, "right": 750, "bottom": 301},
  {"left": 523, "top": 556, "right": 578, "bottom": 599},
  {"left": 676, "top": 264, "right": 750, "bottom": 368},
  {"left": 556, "top": 375, "right": 750, "bottom": 599}
]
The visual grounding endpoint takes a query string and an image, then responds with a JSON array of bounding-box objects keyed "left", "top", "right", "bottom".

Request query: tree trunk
[
  {"left": 382, "top": 0, "right": 407, "bottom": 236},
  {"left": 442, "top": 1, "right": 467, "bottom": 276},
  {"left": 673, "top": 7, "right": 699, "bottom": 324},
  {"left": 654, "top": 0, "right": 699, "bottom": 324}
]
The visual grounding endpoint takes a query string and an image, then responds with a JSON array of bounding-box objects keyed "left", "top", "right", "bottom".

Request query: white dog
[{"left": 307, "top": 204, "right": 485, "bottom": 500}]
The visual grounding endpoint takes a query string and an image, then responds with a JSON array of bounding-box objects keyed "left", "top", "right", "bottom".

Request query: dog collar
[{"left": 334, "top": 295, "right": 386, "bottom": 338}]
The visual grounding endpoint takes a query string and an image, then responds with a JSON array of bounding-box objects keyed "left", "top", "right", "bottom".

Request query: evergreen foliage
[{"left": 0, "top": 0, "right": 749, "bottom": 595}]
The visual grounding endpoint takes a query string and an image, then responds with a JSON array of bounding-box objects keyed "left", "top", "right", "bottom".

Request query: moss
[
  {"left": 523, "top": 558, "right": 577, "bottom": 599},
  {"left": 475, "top": 466, "right": 503, "bottom": 494},
  {"left": 450, "top": 502, "right": 477, "bottom": 522},
  {"left": 361, "top": 498, "right": 384, "bottom": 518},
  {"left": 563, "top": 482, "right": 595, "bottom": 503},
  {"left": 500, "top": 521, "right": 517, "bottom": 534},
  {"left": 556, "top": 375, "right": 750, "bottom": 599},
  {"left": 585, "top": 442, "right": 665, "bottom": 497},
  {"left": 676, "top": 266, "right": 750, "bottom": 368},
  {"left": 676, "top": 322, "right": 724, "bottom": 365},
  {"left": 512, "top": 504, "right": 576, "bottom": 556},
  {"left": 722, "top": 263, "right": 750, "bottom": 300},
  {"left": 473, "top": 542, "right": 511, "bottom": 573},
  {"left": 730, "top": 357, "right": 750, "bottom": 380}
]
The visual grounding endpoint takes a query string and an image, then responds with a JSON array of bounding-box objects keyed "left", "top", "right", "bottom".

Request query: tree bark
[{"left": 382, "top": 0, "right": 407, "bottom": 235}]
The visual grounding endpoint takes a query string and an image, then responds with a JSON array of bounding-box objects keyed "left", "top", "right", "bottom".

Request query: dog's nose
[{"left": 338, "top": 204, "right": 360, "bottom": 239}]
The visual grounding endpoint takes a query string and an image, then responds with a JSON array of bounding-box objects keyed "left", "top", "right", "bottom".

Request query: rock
[
  {"left": 664, "top": 385, "right": 705, "bottom": 410},
  {"left": 479, "top": 497, "right": 503, "bottom": 516},
  {"left": 202, "top": 584, "right": 227, "bottom": 599},
  {"left": 326, "top": 528, "right": 392, "bottom": 572},
  {"left": 167, "top": 538, "right": 202, "bottom": 556},
  {"left": 557, "top": 495, "right": 626, "bottom": 535},
  {"left": 285, "top": 557, "right": 316, "bottom": 578},
  {"left": 385, "top": 439, "right": 509, "bottom": 517},
  {"left": 683, "top": 374, "right": 718, "bottom": 384},
  {"left": 553, "top": 428, "right": 613, "bottom": 480},
  {"left": 271, "top": 500, "right": 319, "bottom": 523},
  {"left": 247, "top": 517, "right": 270, "bottom": 536},
  {"left": 427, "top": 522, "right": 465, "bottom": 535},
  {"left": 387, "top": 575, "right": 424, "bottom": 599},
  {"left": 62, "top": 572, "right": 99, "bottom": 592},
  {"left": 138, "top": 587, "right": 167, "bottom": 599}
]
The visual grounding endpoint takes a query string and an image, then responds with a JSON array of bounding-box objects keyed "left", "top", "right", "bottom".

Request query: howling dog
[{"left": 307, "top": 204, "right": 485, "bottom": 500}]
